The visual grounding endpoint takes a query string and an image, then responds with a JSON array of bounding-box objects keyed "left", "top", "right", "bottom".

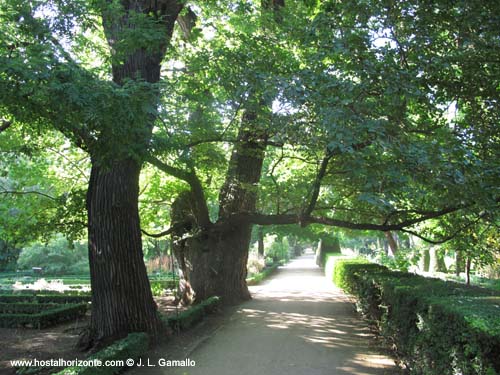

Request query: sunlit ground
[{"left": 241, "top": 252, "right": 397, "bottom": 374}]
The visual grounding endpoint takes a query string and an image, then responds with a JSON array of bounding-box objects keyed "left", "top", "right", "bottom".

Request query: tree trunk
[
  {"left": 169, "top": 0, "right": 283, "bottom": 305},
  {"left": 429, "top": 246, "right": 448, "bottom": 274},
  {"left": 84, "top": 159, "right": 161, "bottom": 348},
  {"left": 384, "top": 231, "right": 398, "bottom": 256},
  {"left": 171, "top": 193, "right": 252, "bottom": 304},
  {"left": 419, "top": 248, "right": 430, "bottom": 272},
  {"left": 172, "top": 110, "right": 267, "bottom": 304},
  {"left": 465, "top": 257, "right": 472, "bottom": 286},
  {"left": 78, "top": 1, "right": 183, "bottom": 347},
  {"left": 456, "top": 250, "right": 465, "bottom": 277},
  {"left": 257, "top": 226, "right": 265, "bottom": 257}
]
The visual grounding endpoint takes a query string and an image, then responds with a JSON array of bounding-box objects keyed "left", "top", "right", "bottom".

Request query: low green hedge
[
  {"left": 329, "top": 258, "right": 500, "bottom": 375},
  {"left": 0, "top": 294, "right": 91, "bottom": 304},
  {"left": 0, "top": 303, "right": 88, "bottom": 328},
  {"left": 162, "top": 296, "right": 220, "bottom": 331},
  {"left": 0, "top": 302, "right": 59, "bottom": 314},
  {"left": 53, "top": 332, "right": 149, "bottom": 375},
  {"left": 246, "top": 264, "right": 279, "bottom": 286}
]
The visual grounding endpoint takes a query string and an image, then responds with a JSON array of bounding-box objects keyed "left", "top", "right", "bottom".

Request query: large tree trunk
[
  {"left": 80, "top": 0, "right": 183, "bottom": 347},
  {"left": 171, "top": 191, "right": 252, "bottom": 304},
  {"left": 169, "top": 0, "right": 282, "bottom": 305},
  {"left": 172, "top": 111, "right": 267, "bottom": 304},
  {"left": 84, "top": 159, "right": 162, "bottom": 348},
  {"left": 172, "top": 230, "right": 252, "bottom": 304}
]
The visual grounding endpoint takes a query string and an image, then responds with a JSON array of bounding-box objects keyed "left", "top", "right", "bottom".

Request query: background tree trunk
[
  {"left": 258, "top": 226, "right": 265, "bottom": 257},
  {"left": 384, "top": 231, "right": 398, "bottom": 257},
  {"left": 456, "top": 250, "right": 465, "bottom": 277},
  {"left": 429, "top": 246, "right": 448, "bottom": 273}
]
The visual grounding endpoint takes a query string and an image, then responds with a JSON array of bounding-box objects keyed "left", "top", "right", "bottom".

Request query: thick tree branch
[
  {"left": 177, "top": 7, "right": 197, "bottom": 40},
  {"left": 226, "top": 203, "right": 463, "bottom": 232},
  {"left": 141, "top": 224, "right": 180, "bottom": 238},
  {"left": 302, "top": 151, "right": 333, "bottom": 218},
  {"left": 0, "top": 120, "right": 12, "bottom": 133},
  {"left": 302, "top": 138, "right": 374, "bottom": 219},
  {"left": 400, "top": 211, "right": 489, "bottom": 244},
  {"left": 146, "top": 155, "right": 211, "bottom": 227}
]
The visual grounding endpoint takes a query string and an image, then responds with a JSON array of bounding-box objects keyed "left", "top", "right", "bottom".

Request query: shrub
[
  {"left": 53, "top": 332, "right": 149, "bottom": 375},
  {"left": 246, "top": 264, "right": 279, "bottom": 286},
  {"left": 0, "top": 294, "right": 91, "bottom": 304},
  {"left": 266, "top": 237, "right": 289, "bottom": 263},
  {"left": 247, "top": 253, "right": 265, "bottom": 276},
  {"left": 0, "top": 302, "right": 58, "bottom": 314},
  {"left": 330, "top": 259, "right": 500, "bottom": 375},
  {"left": 162, "top": 296, "right": 220, "bottom": 331},
  {"left": 0, "top": 303, "right": 87, "bottom": 328},
  {"left": 17, "top": 235, "right": 89, "bottom": 275}
]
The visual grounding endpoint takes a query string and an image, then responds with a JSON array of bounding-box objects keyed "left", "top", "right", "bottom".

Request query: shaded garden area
[{"left": 0, "top": 0, "right": 499, "bottom": 374}]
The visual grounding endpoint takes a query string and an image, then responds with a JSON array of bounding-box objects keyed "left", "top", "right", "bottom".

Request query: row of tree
[{"left": 0, "top": 0, "right": 498, "bottom": 348}]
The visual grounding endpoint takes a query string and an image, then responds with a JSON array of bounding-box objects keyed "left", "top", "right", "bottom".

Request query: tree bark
[
  {"left": 465, "top": 257, "right": 472, "bottom": 286},
  {"left": 455, "top": 250, "right": 465, "bottom": 277},
  {"left": 429, "top": 246, "right": 447, "bottom": 273},
  {"left": 85, "top": 159, "right": 161, "bottom": 348}
]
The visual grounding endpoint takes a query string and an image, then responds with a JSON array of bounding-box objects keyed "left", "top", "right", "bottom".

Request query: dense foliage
[{"left": 16, "top": 234, "right": 88, "bottom": 274}]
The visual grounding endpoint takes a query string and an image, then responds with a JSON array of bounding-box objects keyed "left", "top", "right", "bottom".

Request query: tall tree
[
  {"left": 147, "top": 0, "right": 499, "bottom": 303},
  {"left": 0, "top": 0, "right": 183, "bottom": 346}
]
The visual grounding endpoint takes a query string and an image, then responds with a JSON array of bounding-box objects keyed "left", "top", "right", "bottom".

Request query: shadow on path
[{"left": 131, "top": 253, "right": 400, "bottom": 375}]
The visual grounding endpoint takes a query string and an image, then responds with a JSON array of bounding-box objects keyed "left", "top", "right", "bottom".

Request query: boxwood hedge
[
  {"left": 0, "top": 294, "right": 91, "bottom": 304},
  {"left": 53, "top": 332, "right": 149, "bottom": 375},
  {"left": 246, "top": 264, "right": 279, "bottom": 286},
  {"left": 327, "top": 258, "right": 500, "bottom": 375},
  {"left": 0, "top": 303, "right": 88, "bottom": 328},
  {"left": 162, "top": 296, "right": 220, "bottom": 331},
  {"left": 0, "top": 302, "right": 58, "bottom": 314}
]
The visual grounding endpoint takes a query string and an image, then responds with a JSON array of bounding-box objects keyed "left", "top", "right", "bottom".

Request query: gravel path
[{"left": 131, "top": 252, "right": 399, "bottom": 375}]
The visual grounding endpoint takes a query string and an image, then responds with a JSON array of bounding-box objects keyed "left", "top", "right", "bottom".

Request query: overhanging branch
[
  {"left": 400, "top": 211, "right": 488, "bottom": 244},
  {"left": 146, "top": 154, "right": 211, "bottom": 227},
  {"left": 228, "top": 203, "right": 463, "bottom": 232}
]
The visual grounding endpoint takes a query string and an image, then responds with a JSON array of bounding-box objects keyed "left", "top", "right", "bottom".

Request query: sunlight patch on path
[{"left": 136, "top": 253, "right": 399, "bottom": 375}]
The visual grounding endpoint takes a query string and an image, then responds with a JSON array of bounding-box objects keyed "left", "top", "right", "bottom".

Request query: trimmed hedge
[
  {"left": 162, "top": 296, "right": 220, "bottom": 331},
  {"left": 0, "top": 289, "right": 90, "bottom": 296},
  {"left": 53, "top": 332, "right": 149, "bottom": 375},
  {"left": 0, "top": 303, "right": 87, "bottom": 328},
  {"left": 328, "top": 258, "right": 500, "bottom": 375},
  {"left": 0, "top": 302, "right": 58, "bottom": 314},
  {"left": 246, "top": 264, "right": 279, "bottom": 286},
  {"left": 0, "top": 294, "right": 91, "bottom": 304}
]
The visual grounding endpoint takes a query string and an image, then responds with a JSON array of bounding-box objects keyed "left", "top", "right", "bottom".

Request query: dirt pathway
[{"left": 131, "top": 253, "right": 399, "bottom": 375}]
